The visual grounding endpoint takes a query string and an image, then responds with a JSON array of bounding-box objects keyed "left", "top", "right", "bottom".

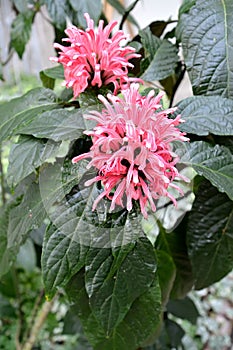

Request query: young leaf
[
  {"left": 187, "top": 180, "right": 233, "bottom": 289},
  {"left": 10, "top": 12, "right": 34, "bottom": 58},
  {"left": 0, "top": 88, "right": 58, "bottom": 143},
  {"left": 176, "top": 96, "right": 233, "bottom": 136},
  {"left": 182, "top": 141, "right": 233, "bottom": 200},
  {"left": 7, "top": 135, "right": 61, "bottom": 187},
  {"left": 177, "top": 0, "right": 233, "bottom": 97}
]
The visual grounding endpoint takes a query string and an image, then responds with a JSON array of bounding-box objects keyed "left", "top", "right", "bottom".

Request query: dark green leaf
[
  {"left": 167, "top": 296, "right": 199, "bottom": 324},
  {"left": 18, "top": 108, "right": 86, "bottom": 142},
  {"left": 156, "top": 250, "right": 176, "bottom": 306},
  {"left": 66, "top": 270, "right": 161, "bottom": 350},
  {"left": 10, "top": 12, "right": 34, "bottom": 58},
  {"left": 182, "top": 141, "right": 233, "bottom": 200},
  {"left": 0, "top": 88, "right": 58, "bottom": 142},
  {"left": 7, "top": 135, "right": 61, "bottom": 186},
  {"left": 44, "top": 0, "right": 71, "bottom": 30},
  {"left": 39, "top": 71, "right": 55, "bottom": 89},
  {"left": 177, "top": 0, "right": 233, "bottom": 97},
  {"left": 141, "top": 40, "right": 178, "bottom": 81},
  {"left": 176, "top": 96, "right": 233, "bottom": 136},
  {"left": 155, "top": 226, "right": 194, "bottom": 299},
  {"left": 164, "top": 319, "right": 185, "bottom": 348},
  {"left": 86, "top": 235, "right": 157, "bottom": 334},
  {"left": 187, "top": 180, "right": 233, "bottom": 289},
  {"left": 69, "top": 0, "right": 102, "bottom": 27}
]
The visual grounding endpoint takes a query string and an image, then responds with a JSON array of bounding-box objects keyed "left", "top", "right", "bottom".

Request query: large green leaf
[
  {"left": 86, "top": 236, "right": 157, "bottom": 334},
  {"left": 177, "top": 0, "right": 233, "bottom": 97},
  {"left": 18, "top": 108, "right": 86, "bottom": 142},
  {"left": 10, "top": 12, "right": 34, "bottom": 58},
  {"left": 7, "top": 135, "right": 61, "bottom": 187},
  {"left": 182, "top": 141, "right": 233, "bottom": 200},
  {"left": 69, "top": 0, "right": 102, "bottom": 27},
  {"left": 66, "top": 270, "right": 161, "bottom": 350},
  {"left": 155, "top": 226, "right": 194, "bottom": 299},
  {"left": 176, "top": 96, "right": 233, "bottom": 136},
  {"left": 0, "top": 88, "right": 58, "bottom": 143},
  {"left": 187, "top": 180, "right": 233, "bottom": 289}
]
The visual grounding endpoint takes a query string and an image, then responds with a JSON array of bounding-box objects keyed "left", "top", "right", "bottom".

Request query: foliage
[{"left": 0, "top": 0, "right": 233, "bottom": 349}]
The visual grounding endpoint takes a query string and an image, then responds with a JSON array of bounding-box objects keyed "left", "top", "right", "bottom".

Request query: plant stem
[
  {"left": 0, "top": 145, "right": 6, "bottom": 205},
  {"left": 22, "top": 297, "right": 56, "bottom": 350}
]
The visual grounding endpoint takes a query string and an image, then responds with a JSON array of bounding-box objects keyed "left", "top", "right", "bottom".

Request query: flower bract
[{"left": 72, "top": 84, "right": 189, "bottom": 218}]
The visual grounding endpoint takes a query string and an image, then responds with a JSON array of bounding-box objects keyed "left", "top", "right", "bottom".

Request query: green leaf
[
  {"left": 39, "top": 71, "right": 55, "bottom": 90},
  {"left": 0, "top": 206, "right": 19, "bottom": 278},
  {"left": 0, "top": 177, "right": 46, "bottom": 277},
  {"left": 178, "top": 0, "right": 196, "bottom": 18},
  {"left": 10, "top": 12, "right": 34, "bottom": 58},
  {"left": 141, "top": 40, "right": 178, "bottom": 82},
  {"left": 140, "top": 27, "right": 161, "bottom": 61},
  {"left": 182, "top": 141, "right": 233, "bottom": 200},
  {"left": 7, "top": 180, "right": 47, "bottom": 254},
  {"left": 156, "top": 250, "right": 176, "bottom": 306},
  {"left": 44, "top": 0, "right": 71, "bottom": 30},
  {"left": 176, "top": 96, "right": 233, "bottom": 136},
  {"left": 69, "top": 0, "right": 102, "bottom": 27},
  {"left": 86, "top": 235, "right": 157, "bottom": 334},
  {"left": 187, "top": 180, "right": 233, "bottom": 289},
  {"left": 40, "top": 65, "right": 64, "bottom": 80},
  {"left": 0, "top": 88, "right": 58, "bottom": 143},
  {"left": 7, "top": 135, "right": 61, "bottom": 187},
  {"left": 66, "top": 270, "right": 161, "bottom": 350},
  {"left": 18, "top": 108, "right": 86, "bottom": 142},
  {"left": 155, "top": 226, "right": 194, "bottom": 299},
  {"left": 177, "top": 0, "right": 233, "bottom": 97},
  {"left": 167, "top": 296, "right": 199, "bottom": 324}
]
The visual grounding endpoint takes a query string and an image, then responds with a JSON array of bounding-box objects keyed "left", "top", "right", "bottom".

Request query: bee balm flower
[
  {"left": 72, "top": 84, "right": 189, "bottom": 218},
  {"left": 51, "top": 13, "right": 140, "bottom": 98}
]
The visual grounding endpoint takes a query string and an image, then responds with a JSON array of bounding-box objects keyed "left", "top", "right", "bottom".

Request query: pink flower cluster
[
  {"left": 51, "top": 13, "right": 140, "bottom": 98},
  {"left": 72, "top": 84, "right": 189, "bottom": 218}
]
